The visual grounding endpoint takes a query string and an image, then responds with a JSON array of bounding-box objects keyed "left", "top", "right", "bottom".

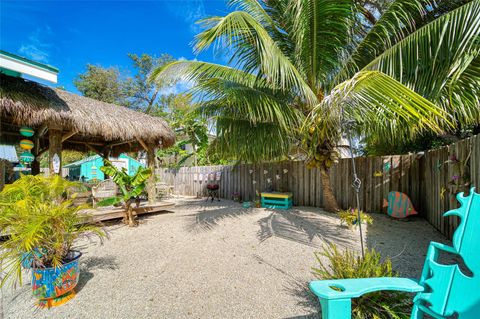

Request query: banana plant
[{"left": 98, "top": 160, "right": 152, "bottom": 226}]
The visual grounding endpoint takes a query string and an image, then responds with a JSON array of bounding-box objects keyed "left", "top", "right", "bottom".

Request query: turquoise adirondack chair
[{"left": 310, "top": 188, "right": 480, "bottom": 319}]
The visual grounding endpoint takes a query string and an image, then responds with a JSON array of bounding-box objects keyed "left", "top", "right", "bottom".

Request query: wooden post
[
  {"left": 31, "top": 159, "right": 40, "bottom": 175},
  {"left": 147, "top": 143, "right": 157, "bottom": 204},
  {"left": 48, "top": 128, "right": 63, "bottom": 176}
]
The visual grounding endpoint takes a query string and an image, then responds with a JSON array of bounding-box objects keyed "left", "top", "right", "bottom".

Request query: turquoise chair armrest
[
  {"left": 429, "top": 241, "right": 457, "bottom": 254},
  {"left": 309, "top": 277, "right": 424, "bottom": 300}
]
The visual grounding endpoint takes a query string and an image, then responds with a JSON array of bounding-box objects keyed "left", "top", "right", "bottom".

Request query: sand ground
[{"left": 1, "top": 198, "right": 451, "bottom": 319}]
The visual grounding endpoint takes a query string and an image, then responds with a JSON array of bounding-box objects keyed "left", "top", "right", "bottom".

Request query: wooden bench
[
  {"left": 91, "top": 179, "right": 118, "bottom": 206},
  {"left": 261, "top": 192, "right": 292, "bottom": 209}
]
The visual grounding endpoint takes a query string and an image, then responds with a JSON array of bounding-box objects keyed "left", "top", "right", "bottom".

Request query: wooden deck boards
[{"left": 83, "top": 201, "right": 175, "bottom": 222}]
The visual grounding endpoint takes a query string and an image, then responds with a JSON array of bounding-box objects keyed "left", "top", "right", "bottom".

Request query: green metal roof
[
  {"left": 0, "top": 50, "right": 59, "bottom": 73},
  {"left": 63, "top": 155, "right": 101, "bottom": 168}
]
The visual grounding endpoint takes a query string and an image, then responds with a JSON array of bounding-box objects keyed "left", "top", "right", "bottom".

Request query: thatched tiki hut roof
[
  {"left": 0, "top": 74, "right": 175, "bottom": 156},
  {"left": 1, "top": 73, "right": 174, "bottom": 202}
]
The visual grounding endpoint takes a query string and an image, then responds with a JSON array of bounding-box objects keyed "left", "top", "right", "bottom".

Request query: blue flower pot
[{"left": 31, "top": 250, "right": 82, "bottom": 308}]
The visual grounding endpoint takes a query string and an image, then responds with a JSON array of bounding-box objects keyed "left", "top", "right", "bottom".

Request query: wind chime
[{"left": 18, "top": 126, "right": 35, "bottom": 165}]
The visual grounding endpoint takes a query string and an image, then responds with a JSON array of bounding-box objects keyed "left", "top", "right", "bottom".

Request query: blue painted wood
[
  {"left": 309, "top": 188, "right": 480, "bottom": 319},
  {"left": 309, "top": 278, "right": 423, "bottom": 300},
  {"left": 261, "top": 195, "right": 292, "bottom": 209}
]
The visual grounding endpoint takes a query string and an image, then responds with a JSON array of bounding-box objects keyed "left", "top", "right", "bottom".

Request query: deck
[{"left": 82, "top": 201, "right": 175, "bottom": 222}]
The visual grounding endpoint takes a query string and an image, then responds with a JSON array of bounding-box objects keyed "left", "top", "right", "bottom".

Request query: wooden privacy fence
[{"left": 156, "top": 134, "right": 479, "bottom": 238}]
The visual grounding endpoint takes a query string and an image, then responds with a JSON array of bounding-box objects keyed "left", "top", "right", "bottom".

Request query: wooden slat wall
[{"left": 155, "top": 135, "right": 480, "bottom": 238}]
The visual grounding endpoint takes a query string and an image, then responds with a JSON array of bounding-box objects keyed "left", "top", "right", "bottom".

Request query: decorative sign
[
  {"left": 194, "top": 174, "right": 198, "bottom": 181},
  {"left": 198, "top": 173, "right": 203, "bottom": 181},
  {"left": 215, "top": 171, "right": 222, "bottom": 181},
  {"left": 52, "top": 153, "right": 61, "bottom": 174}
]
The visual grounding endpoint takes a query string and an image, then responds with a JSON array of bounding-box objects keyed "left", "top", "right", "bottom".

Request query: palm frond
[
  {"left": 363, "top": 0, "right": 480, "bottom": 103},
  {"left": 213, "top": 117, "right": 292, "bottom": 162},
  {"left": 193, "top": 10, "right": 317, "bottom": 104},
  {"left": 321, "top": 71, "right": 452, "bottom": 143},
  {"left": 192, "top": 78, "right": 301, "bottom": 130},
  {"left": 287, "top": 0, "right": 354, "bottom": 86},
  {"left": 334, "top": 0, "right": 431, "bottom": 86}
]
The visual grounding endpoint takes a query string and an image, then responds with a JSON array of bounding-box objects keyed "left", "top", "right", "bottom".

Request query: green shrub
[
  {"left": 0, "top": 175, "right": 105, "bottom": 288},
  {"left": 312, "top": 244, "right": 411, "bottom": 319},
  {"left": 339, "top": 208, "right": 373, "bottom": 229}
]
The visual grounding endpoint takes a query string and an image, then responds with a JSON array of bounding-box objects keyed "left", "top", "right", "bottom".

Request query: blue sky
[{"left": 0, "top": 0, "right": 231, "bottom": 92}]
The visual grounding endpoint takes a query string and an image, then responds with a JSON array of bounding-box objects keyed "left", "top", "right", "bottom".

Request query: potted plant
[
  {"left": 0, "top": 175, "right": 105, "bottom": 308},
  {"left": 98, "top": 160, "right": 152, "bottom": 227},
  {"left": 232, "top": 191, "right": 240, "bottom": 202}
]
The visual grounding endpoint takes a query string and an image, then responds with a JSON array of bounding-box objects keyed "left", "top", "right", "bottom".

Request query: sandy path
[{"left": 1, "top": 198, "right": 451, "bottom": 319}]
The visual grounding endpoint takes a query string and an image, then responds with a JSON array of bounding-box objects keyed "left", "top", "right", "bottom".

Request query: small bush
[
  {"left": 339, "top": 208, "right": 373, "bottom": 229},
  {"left": 312, "top": 244, "right": 411, "bottom": 319}
]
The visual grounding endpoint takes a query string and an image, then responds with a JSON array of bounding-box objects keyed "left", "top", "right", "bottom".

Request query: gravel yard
[{"left": 1, "top": 198, "right": 451, "bottom": 319}]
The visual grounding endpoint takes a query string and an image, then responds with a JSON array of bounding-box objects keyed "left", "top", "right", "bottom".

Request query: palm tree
[{"left": 151, "top": 0, "right": 480, "bottom": 212}]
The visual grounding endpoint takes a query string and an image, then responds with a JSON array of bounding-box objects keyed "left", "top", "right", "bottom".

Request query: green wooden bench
[{"left": 261, "top": 192, "right": 292, "bottom": 209}]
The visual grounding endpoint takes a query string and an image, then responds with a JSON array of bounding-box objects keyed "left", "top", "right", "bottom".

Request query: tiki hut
[{"left": 0, "top": 74, "right": 175, "bottom": 202}]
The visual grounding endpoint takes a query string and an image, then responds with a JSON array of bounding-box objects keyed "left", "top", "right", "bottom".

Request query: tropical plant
[
  {"left": 313, "top": 244, "right": 410, "bottom": 318},
  {"left": 339, "top": 208, "right": 373, "bottom": 229},
  {"left": 0, "top": 175, "right": 105, "bottom": 288},
  {"left": 151, "top": 0, "right": 480, "bottom": 212},
  {"left": 98, "top": 160, "right": 152, "bottom": 226}
]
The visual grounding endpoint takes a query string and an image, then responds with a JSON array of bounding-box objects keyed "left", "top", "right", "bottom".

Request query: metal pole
[{"left": 345, "top": 122, "right": 365, "bottom": 258}]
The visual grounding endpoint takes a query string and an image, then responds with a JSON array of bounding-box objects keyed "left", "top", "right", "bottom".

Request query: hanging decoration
[
  {"left": 283, "top": 169, "right": 288, "bottom": 174},
  {"left": 20, "top": 126, "right": 35, "bottom": 137},
  {"left": 440, "top": 187, "right": 447, "bottom": 200},
  {"left": 263, "top": 170, "right": 268, "bottom": 175},
  {"left": 19, "top": 151, "right": 35, "bottom": 163},
  {"left": 18, "top": 127, "right": 36, "bottom": 165},
  {"left": 383, "top": 162, "right": 391, "bottom": 173},
  {"left": 249, "top": 169, "right": 254, "bottom": 174},
  {"left": 275, "top": 174, "right": 281, "bottom": 180},
  {"left": 20, "top": 139, "right": 34, "bottom": 150},
  {"left": 52, "top": 154, "right": 61, "bottom": 174},
  {"left": 373, "top": 170, "right": 383, "bottom": 177}
]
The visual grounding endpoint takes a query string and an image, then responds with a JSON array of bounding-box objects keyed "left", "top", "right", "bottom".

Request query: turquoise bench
[{"left": 261, "top": 192, "right": 292, "bottom": 210}]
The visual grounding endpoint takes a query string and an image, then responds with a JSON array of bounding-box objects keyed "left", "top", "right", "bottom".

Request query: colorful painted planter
[{"left": 31, "top": 250, "right": 82, "bottom": 308}]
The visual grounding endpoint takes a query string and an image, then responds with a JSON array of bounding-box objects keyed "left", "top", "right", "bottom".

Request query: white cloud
[
  {"left": 159, "top": 80, "right": 195, "bottom": 96},
  {"left": 18, "top": 26, "right": 52, "bottom": 63},
  {"left": 166, "top": 0, "right": 206, "bottom": 34}
]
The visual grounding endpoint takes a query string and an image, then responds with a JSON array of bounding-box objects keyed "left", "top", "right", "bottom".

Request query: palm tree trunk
[{"left": 320, "top": 167, "right": 340, "bottom": 212}]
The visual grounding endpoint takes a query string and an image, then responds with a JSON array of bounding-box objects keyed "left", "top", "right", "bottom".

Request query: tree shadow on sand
[
  {"left": 257, "top": 208, "right": 357, "bottom": 249},
  {"left": 76, "top": 255, "right": 119, "bottom": 293},
  {"left": 182, "top": 201, "right": 257, "bottom": 232},
  {"left": 253, "top": 254, "right": 319, "bottom": 318}
]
